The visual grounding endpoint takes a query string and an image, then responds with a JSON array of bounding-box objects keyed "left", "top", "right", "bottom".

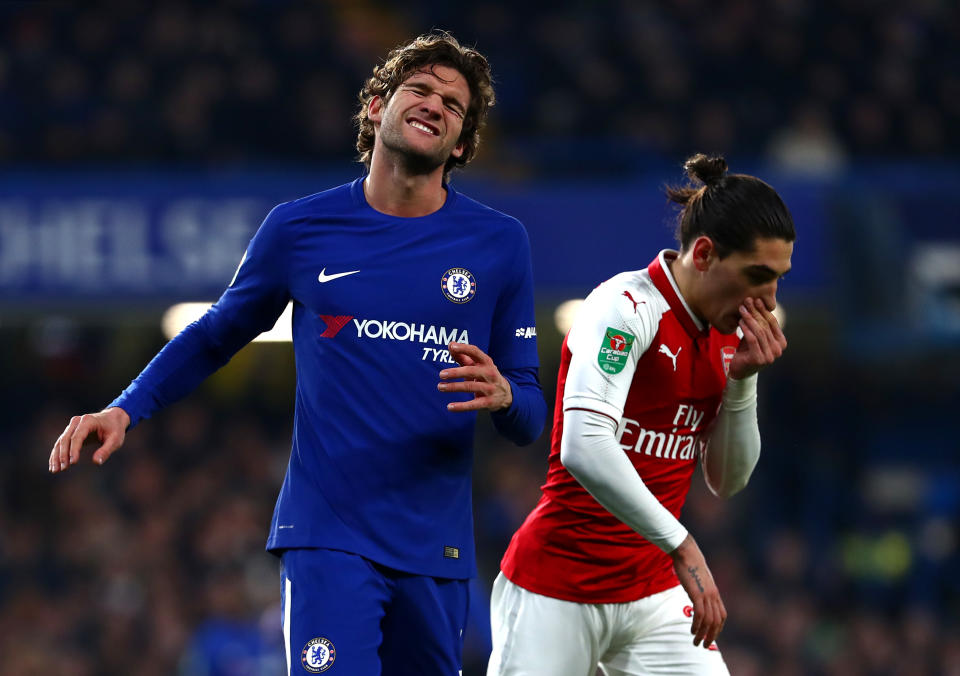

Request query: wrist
[
  {"left": 668, "top": 533, "right": 696, "bottom": 561},
  {"left": 723, "top": 373, "right": 757, "bottom": 409},
  {"left": 104, "top": 406, "right": 131, "bottom": 429},
  {"left": 498, "top": 376, "right": 514, "bottom": 411}
]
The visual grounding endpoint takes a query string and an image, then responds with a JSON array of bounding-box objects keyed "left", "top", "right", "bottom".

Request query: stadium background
[{"left": 1, "top": 2, "right": 958, "bottom": 674}]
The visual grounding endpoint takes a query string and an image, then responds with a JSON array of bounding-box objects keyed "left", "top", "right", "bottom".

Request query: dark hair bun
[{"left": 684, "top": 153, "right": 728, "bottom": 186}]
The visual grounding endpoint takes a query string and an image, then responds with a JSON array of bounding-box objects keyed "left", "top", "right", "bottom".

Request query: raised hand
[
  {"left": 49, "top": 407, "right": 130, "bottom": 473},
  {"left": 437, "top": 342, "right": 513, "bottom": 412},
  {"left": 728, "top": 297, "right": 787, "bottom": 380}
]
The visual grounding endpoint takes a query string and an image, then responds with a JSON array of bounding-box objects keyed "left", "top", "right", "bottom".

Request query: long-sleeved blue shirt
[{"left": 111, "top": 178, "right": 546, "bottom": 579}]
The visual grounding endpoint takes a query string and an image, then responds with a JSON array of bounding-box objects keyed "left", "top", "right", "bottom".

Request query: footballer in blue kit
[{"left": 50, "top": 32, "right": 547, "bottom": 675}]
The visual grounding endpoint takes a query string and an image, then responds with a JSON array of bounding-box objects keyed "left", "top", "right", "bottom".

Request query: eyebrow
[
  {"left": 404, "top": 78, "right": 468, "bottom": 113},
  {"left": 745, "top": 264, "right": 791, "bottom": 278}
]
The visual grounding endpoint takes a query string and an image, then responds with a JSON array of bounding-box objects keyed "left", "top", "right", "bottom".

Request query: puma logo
[
  {"left": 658, "top": 344, "right": 681, "bottom": 371},
  {"left": 623, "top": 290, "right": 644, "bottom": 314}
]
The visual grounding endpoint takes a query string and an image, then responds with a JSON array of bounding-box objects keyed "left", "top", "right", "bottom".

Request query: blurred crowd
[
  {"left": 1, "top": 1, "right": 958, "bottom": 675},
  {"left": 0, "top": 1, "right": 957, "bottom": 171},
  {"left": 2, "top": 317, "right": 957, "bottom": 675}
]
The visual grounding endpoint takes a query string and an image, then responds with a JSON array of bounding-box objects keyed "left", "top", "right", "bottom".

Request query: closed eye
[
  {"left": 744, "top": 265, "right": 788, "bottom": 285},
  {"left": 747, "top": 271, "right": 774, "bottom": 284}
]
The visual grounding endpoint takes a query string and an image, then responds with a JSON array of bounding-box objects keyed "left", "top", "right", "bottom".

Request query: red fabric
[{"left": 501, "top": 257, "right": 740, "bottom": 603}]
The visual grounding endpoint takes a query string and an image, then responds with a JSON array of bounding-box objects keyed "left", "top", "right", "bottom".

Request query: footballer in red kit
[
  {"left": 501, "top": 252, "right": 740, "bottom": 605},
  {"left": 489, "top": 155, "right": 796, "bottom": 676}
]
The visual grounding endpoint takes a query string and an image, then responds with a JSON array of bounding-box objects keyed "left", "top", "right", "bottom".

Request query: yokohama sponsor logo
[
  {"left": 353, "top": 318, "right": 469, "bottom": 345},
  {"left": 318, "top": 315, "right": 353, "bottom": 338}
]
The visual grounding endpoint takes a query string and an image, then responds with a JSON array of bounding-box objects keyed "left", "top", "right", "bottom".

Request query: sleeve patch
[{"left": 597, "top": 327, "right": 635, "bottom": 374}]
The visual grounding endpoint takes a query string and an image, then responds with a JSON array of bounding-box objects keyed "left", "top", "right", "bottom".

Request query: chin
[
  {"left": 400, "top": 148, "right": 447, "bottom": 174},
  {"left": 714, "top": 317, "right": 739, "bottom": 335}
]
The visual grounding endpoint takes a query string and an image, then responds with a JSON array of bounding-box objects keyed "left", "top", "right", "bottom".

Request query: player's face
[
  {"left": 699, "top": 236, "right": 793, "bottom": 334},
  {"left": 369, "top": 64, "right": 471, "bottom": 173}
]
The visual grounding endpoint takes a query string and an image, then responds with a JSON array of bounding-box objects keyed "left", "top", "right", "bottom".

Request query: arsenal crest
[{"left": 721, "top": 346, "right": 736, "bottom": 377}]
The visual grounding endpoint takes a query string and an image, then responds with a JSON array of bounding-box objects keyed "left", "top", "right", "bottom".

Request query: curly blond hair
[{"left": 355, "top": 31, "right": 495, "bottom": 180}]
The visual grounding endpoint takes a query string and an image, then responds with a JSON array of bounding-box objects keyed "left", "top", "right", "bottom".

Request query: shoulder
[
  {"left": 450, "top": 189, "right": 527, "bottom": 236},
  {"left": 585, "top": 270, "right": 665, "bottom": 322},
  {"left": 571, "top": 269, "right": 666, "bottom": 351},
  {"left": 270, "top": 181, "right": 357, "bottom": 219},
  {"left": 253, "top": 182, "right": 357, "bottom": 242}
]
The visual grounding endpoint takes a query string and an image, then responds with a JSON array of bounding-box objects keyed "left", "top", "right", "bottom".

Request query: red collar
[{"left": 647, "top": 252, "right": 707, "bottom": 340}]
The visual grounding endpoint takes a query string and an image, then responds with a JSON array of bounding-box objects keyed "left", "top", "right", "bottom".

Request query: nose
[
  {"left": 419, "top": 93, "right": 443, "bottom": 118},
  {"left": 760, "top": 279, "right": 778, "bottom": 311}
]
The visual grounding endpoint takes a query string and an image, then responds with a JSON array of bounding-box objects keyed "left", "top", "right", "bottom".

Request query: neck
[
  {"left": 667, "top": 250, "right": 705, "bottom": 322},
  {"left": 364, "top": 148, "right": 448, "bottom": 217}
]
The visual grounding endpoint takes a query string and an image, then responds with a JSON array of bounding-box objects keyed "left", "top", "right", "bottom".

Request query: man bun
[
  {"left": 684, "top": 153, "right": 728, "bottom": 187},
  {"left": 665, "top": 152, "right": 795, "bottom": 257}
]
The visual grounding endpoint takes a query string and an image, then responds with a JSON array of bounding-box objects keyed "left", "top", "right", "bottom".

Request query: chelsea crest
[
  {"left": 302, "top": 637, "right": 336, "bottom": 673},
  {"left": 441, "top": 268, "right": 476, "bottom": 304}
]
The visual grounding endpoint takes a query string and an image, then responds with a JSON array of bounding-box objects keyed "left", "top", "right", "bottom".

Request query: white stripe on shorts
[{"left": 284, "top": 575, "right": 292, "bottom": 676}]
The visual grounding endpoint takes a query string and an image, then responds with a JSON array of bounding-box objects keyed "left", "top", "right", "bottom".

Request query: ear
[
  {"left": 450, "top": 141, "right": 465, "bottom": 159},
  {"left": 368, "top": 95, "right": 384, "bottom": 125},
  {"left": 690, "top": 236, "right": 716, "bottom": 272}
]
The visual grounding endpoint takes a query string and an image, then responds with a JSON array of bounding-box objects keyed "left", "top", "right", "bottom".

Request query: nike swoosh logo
[{"left": 318, "top": 268, "right": 360, "bottom": 283}]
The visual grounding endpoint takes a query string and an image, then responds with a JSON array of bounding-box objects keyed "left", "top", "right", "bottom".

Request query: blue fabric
[
  {"left": 110, "top": 178, "right": 546, "bottom": 578},
  {"left": 280, "top": 548, "right": 469, "bottom": 676}
]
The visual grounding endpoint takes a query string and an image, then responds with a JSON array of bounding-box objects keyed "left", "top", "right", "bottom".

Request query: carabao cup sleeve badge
[{"left": 597, "top": 327, "right": 635, "bottom": 374}]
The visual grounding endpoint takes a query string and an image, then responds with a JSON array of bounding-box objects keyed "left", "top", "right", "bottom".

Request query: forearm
[
  {"left": 702, "top": 373, "right": 761, "bottom": 498},
  {"left": 109, "top": 317, "right": 248, "bottom": 428},
  {"left": 560, "top": 408, "right": 687, "bottom": 553},
  {"left": 490, "top": 366, "right": 547, "bottom": 446}
]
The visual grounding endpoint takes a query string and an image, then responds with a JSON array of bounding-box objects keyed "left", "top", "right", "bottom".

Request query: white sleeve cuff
[{"left": 563, "top": 395, "right": 623, "bottom": 423}]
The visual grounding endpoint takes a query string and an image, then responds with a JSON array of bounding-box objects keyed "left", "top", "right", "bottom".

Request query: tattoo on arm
[{"left": 687, "top": 566, "right": 705, "bottom": 593}]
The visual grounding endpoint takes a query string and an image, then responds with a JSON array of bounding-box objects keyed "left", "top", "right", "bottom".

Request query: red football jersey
[{"left": 501, "top": 251, "right": 740, "bottom": 603}]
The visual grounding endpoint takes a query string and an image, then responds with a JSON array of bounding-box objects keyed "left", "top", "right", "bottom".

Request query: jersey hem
[
  {"left": 265, "top": 535, "right": 476, "bottom": 581},
  {"left": 501, "top": 565, "right": 680, "bottom": 604}
]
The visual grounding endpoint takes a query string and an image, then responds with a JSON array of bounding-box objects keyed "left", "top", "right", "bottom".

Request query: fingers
[
  {"left": 440, "top": 343, "right": 510, "bottom": 412},
  {"left": 671, "top": 538, "right": 726, "bottom": 650},
  {"left": 696, "top": 596, "right": 727, "bottom": 648},
  {"left": 690, "top": 594, "right": 727, "bottom": 649},
  {"left": 446, "top": 397, "right": 496, "bottom": 413},
  {"left": 49, "top": 410, "right": 126, "bottom": 473},
  {"left": 439, "top": 379, "right": 499, "bottom": 412},
  {"left": 451, "top": 353, "right": 477, "bottom": 367},
  {"left": 738, "top": 299, "right": 783, "bottom": 363},
  {"left": 67, "top": 414, "right": 99, "bottom": 466},
  {"left": 704, "top": 597, "right": 727, "bottom": 648},
  {"left": 437, "top": 380, "right": 494, "bottom": 395},
  {"left": 92, "top": 435, "right": 123, "bottom": 466},
  {"left": 747, "top": 297, "right": 786, "bottom": 350},
  {"left": 765, "top": 304, "right": 788, "bottom": 350},
  {"left": 50, "top": 416, "right": 82, "bottom": 473},
  {"left": 439, "top": 365, "right": 487, "bottom": 382},
  {"left": 689, "top": 597, "right": 705, "bottom": 646},
  {"left": 447, "top": 342, "right": 490, "bottom": 366}
]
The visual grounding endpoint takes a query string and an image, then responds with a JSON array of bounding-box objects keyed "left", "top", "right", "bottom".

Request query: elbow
[
  {"left": 559, "top": 440, "right": 585, "bottom": 479},
  {"left": 709, "top": 475, "right": 750, "bottom": 500},
  {"left": 513, "top": 427, "right": 540, "bottom": 447},
  {"left": 510, "top": 409, "right": 546, "bottom": 447}
]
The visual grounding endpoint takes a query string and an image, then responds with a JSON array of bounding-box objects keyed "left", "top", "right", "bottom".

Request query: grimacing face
[
  {"left": 368, "top": 64, "right": 471, "bottom": 173},
  {"left": 697, "top": 236, "right": 793, "bottom": 334}
]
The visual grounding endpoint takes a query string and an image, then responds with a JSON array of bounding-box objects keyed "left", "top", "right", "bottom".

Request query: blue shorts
[{"left": 280, "top": 548, "right": 469, "bottom": 675}]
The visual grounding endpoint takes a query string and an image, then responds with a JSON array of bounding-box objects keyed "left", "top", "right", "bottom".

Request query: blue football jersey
[{"left": 111, "top": 178, "right": 545, "bottom": 579}]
